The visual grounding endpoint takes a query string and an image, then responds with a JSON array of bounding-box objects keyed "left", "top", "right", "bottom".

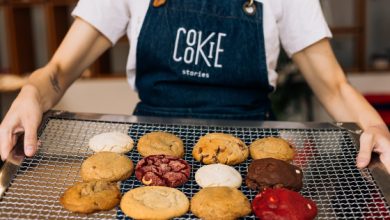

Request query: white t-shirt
[{"left": 72, "top": 0, "right": 331, "bottom": 90}]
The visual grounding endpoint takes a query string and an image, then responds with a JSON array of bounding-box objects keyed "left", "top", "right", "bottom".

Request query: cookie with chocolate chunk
[
  {"left": 60, "top": 181, "right": 121, "bottom": 214},
  {"left": 192, "top": 133, "right": 248, "bottom": 165},
  {"left": 135, "top": 155, "right": 190, "bottom": 187},
  {"left": 246, "top": 158, "right": 303, "bottom": 191}
]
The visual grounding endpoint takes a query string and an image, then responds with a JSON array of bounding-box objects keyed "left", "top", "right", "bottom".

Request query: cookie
[
  {"left": 137, "top": 131, "right": 184, "bottom": 157},
  {"left": 192, "top": 133, "right": 248, "bottom": 165},
  {"left": 245, "top": 158, "right": 303, "bottom": 191},
  {"left": 252, "top": 188, "right": 318, "bottom": 220},
  {"left": 190, "top": 187, "right": 251, "bottom": 220},
  {"left": 80, "top": 152, "right": 133, "bottom": 182},
  {"left": 195, "top": 164, "right": 242, "bottom": 188},
  {"left": 249, "top": 137, "right": 295, "bottom": 161},
  {"left": 88, "top": 131, "right": 134, "bottom": 153},
  {"left": 135, "top": 155, "right": 190, "bottom": 187},
  {"left": 120, "top": 186, "right": 189, "bottom": 219},
  {"left": 60, "top": 181, "right": 121, "bottom": 214}
]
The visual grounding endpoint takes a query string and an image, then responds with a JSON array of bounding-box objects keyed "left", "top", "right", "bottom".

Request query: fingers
[
  {"left": 380, "top": 153, "right": 390, "bottom": 174},
  {"left": 23, "top": 123, "right": 39, "bottom": 157},
  {"left": 357, "top": 132, "right": 375, "bottom": 169},
  {"left": 0, "top": 128, "right": 13, "bottom": 161},
  {"left": 377, "top": 135, "right": 390, "bottom": 174}
]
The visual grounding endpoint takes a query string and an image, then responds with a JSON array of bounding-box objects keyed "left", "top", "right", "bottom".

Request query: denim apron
[{"left": 133, "top": 0, "right": 274, "bottom": 120}]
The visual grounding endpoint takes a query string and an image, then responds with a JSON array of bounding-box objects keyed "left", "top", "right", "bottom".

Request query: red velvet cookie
[
  {"left": 252, "top": 188, "right": 318, "bottom": 220},
  {"left": 135, "top": 155, "right": 191, "bottom": 187}
]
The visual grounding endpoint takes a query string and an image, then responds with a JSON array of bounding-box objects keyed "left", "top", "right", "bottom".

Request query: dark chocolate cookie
[
  {"left": 245, "top": 158, "right": 303, "bottom": 191},
  {"left": 135, "top": 155, "right": 191, "bottom": 187}
]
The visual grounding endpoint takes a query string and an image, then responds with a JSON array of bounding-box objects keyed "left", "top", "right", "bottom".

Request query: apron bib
[{"left": 134, "top": 0, "right": 273, "bottom": 120}]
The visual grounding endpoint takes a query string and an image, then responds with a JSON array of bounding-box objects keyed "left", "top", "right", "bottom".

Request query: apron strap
[
  {"left": 153, "top": 0, "right": 256, "bottom": 16},
  {"left": 153, "top": 0, "right": 167, "bottom": 8}
]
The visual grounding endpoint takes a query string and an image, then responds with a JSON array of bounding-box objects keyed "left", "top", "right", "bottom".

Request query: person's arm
[
  {"left": 292, "top": 38, "right": 390, "bottom": 173},
  {"left": 0, "top": 17, "right": 111, "bottom": 160}
]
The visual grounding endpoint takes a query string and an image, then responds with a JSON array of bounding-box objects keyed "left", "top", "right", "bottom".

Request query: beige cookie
[
  {"left": 60, "top": 181, "right": 121, "bottom": 214},
  {"left": 192, "top": 133, "right": 248, "bottom": 165},
  {"left": 191, "top": 187, "right": 251, "bottom": 220},
  {"left": 195, "top": 164, "right": 242, "bottom": 188},
  {"left": 81, "top": 152, "right": 133, "bottom": 182},
  {"left": 137, "top": 131, "right": 184, "bottom": 157},
  {"left": 249, "top": 137, "right": 295, "bottom": 161},
  {"left": 89, "top": 131, "right": 134, "bottom": 153},
  {"left": 120, "top": 186, "right": 189, "bottom": 219}
]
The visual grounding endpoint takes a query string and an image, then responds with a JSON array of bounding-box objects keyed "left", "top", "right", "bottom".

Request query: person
[{"left": 0, "top": 0, "right": 389, "bottom": 173}]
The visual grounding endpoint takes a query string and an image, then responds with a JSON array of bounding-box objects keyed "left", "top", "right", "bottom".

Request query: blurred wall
[
  {"left": 367, "top": 0, "right": 390, "bottom": 62},
  {"left": 0, "top": 6, "right": 128, "bottom": 73},
  {"left": 0, "top": 9, "right": 7, "bottom": 70},
  {"left": 313, "top": 73, "right": 390, "bottom": 122},
  {"left": 53, "top": 78, "right": 139, "bottom": 115},
  {"left": 31, "top": 7, "right": 48, "bottom": 68}
]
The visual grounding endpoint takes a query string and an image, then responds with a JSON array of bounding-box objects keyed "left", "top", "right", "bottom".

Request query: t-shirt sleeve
[
  {"left": 278, "top": 0, "right": 332, "bottom": 57},
  {"left": 71, "top": 0, "right": 130, "bottom": 45}
]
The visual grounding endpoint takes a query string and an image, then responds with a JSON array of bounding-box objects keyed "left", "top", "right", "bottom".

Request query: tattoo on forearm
[{"left": 50, "top": 74, "right": 61, "bottom": 94}]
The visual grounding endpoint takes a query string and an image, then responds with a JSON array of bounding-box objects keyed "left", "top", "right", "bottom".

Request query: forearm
[
  {"left": 293, "top": 39, "right": 387, "bottom": 130},
  {"left": 321, "top": 80, "right": 387, "bottom": 130},
  {"left": 23, "top": 63, "right": 70, "bottom": 112},
  {"left": 0, "top": 18, "right": 112, "bottom": 160},
  {"left": 293, "top": 39, "right": 390, "bottom": 172},
  {"left": 21, "top": 17, "right": 112, "bottom": 112}
]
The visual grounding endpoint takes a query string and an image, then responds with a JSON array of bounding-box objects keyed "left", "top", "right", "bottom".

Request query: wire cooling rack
[{"left": 0, "top": 112, "right": 389, "bottom": 219}]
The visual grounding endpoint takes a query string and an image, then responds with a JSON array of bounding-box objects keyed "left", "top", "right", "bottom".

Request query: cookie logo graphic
[{"left": 173, "top": 27, "right": 226, "bottom": 68}]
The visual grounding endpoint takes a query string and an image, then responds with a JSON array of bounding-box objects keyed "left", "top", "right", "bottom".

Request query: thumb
[
  {"left": 357, "top": 132, "right": 374, "bottom": 169},
  {"left": 0, "top": 129, "right": 13, "bottom": 161},
  {"left": 23, "top": 123, "right": 39, "bottom": 157},
  {"left": 379, "top": 152, "right": 390, "bottom": 174}
]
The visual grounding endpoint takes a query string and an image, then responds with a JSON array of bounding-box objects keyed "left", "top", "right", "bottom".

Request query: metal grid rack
[{"left": 0, "top": 112, "right": 390, "bottom": 219}]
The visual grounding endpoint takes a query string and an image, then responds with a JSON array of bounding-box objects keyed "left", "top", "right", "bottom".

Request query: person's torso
[
  {"left": 132, "top": 0, "right": 277, "bottom": 120},
  {"left": 125, "top": 0, "right": 282, "bottom": 91}
]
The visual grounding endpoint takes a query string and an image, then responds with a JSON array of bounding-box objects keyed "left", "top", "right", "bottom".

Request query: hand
[
  {"left": 0, "top": 85, "right": 43, "bottom": 160},
  {"left": 357, "top": 124, "right": 390, "bottom": 173}
]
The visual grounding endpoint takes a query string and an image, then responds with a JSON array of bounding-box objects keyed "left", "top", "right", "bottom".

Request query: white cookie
[
  {"left": 195, "top": 164, "right": 242, "bottom": 188},
  {"left": 89, "top": 132, "right": 134, "bottom": 153}
]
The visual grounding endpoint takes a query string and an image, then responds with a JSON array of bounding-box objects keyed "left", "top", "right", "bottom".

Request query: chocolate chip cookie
[{"left": 192, "top": 133, "right": 248, "bottom": 165}]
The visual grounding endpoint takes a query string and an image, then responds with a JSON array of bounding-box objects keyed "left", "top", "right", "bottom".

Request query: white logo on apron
[{"left": 173, "top": 27, "right": 226, "bottom": 68}]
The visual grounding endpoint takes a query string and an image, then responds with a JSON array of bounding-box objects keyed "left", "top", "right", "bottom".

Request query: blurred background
[{"left": 0, "top": 0, "right": 389, "bottom": 127}]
